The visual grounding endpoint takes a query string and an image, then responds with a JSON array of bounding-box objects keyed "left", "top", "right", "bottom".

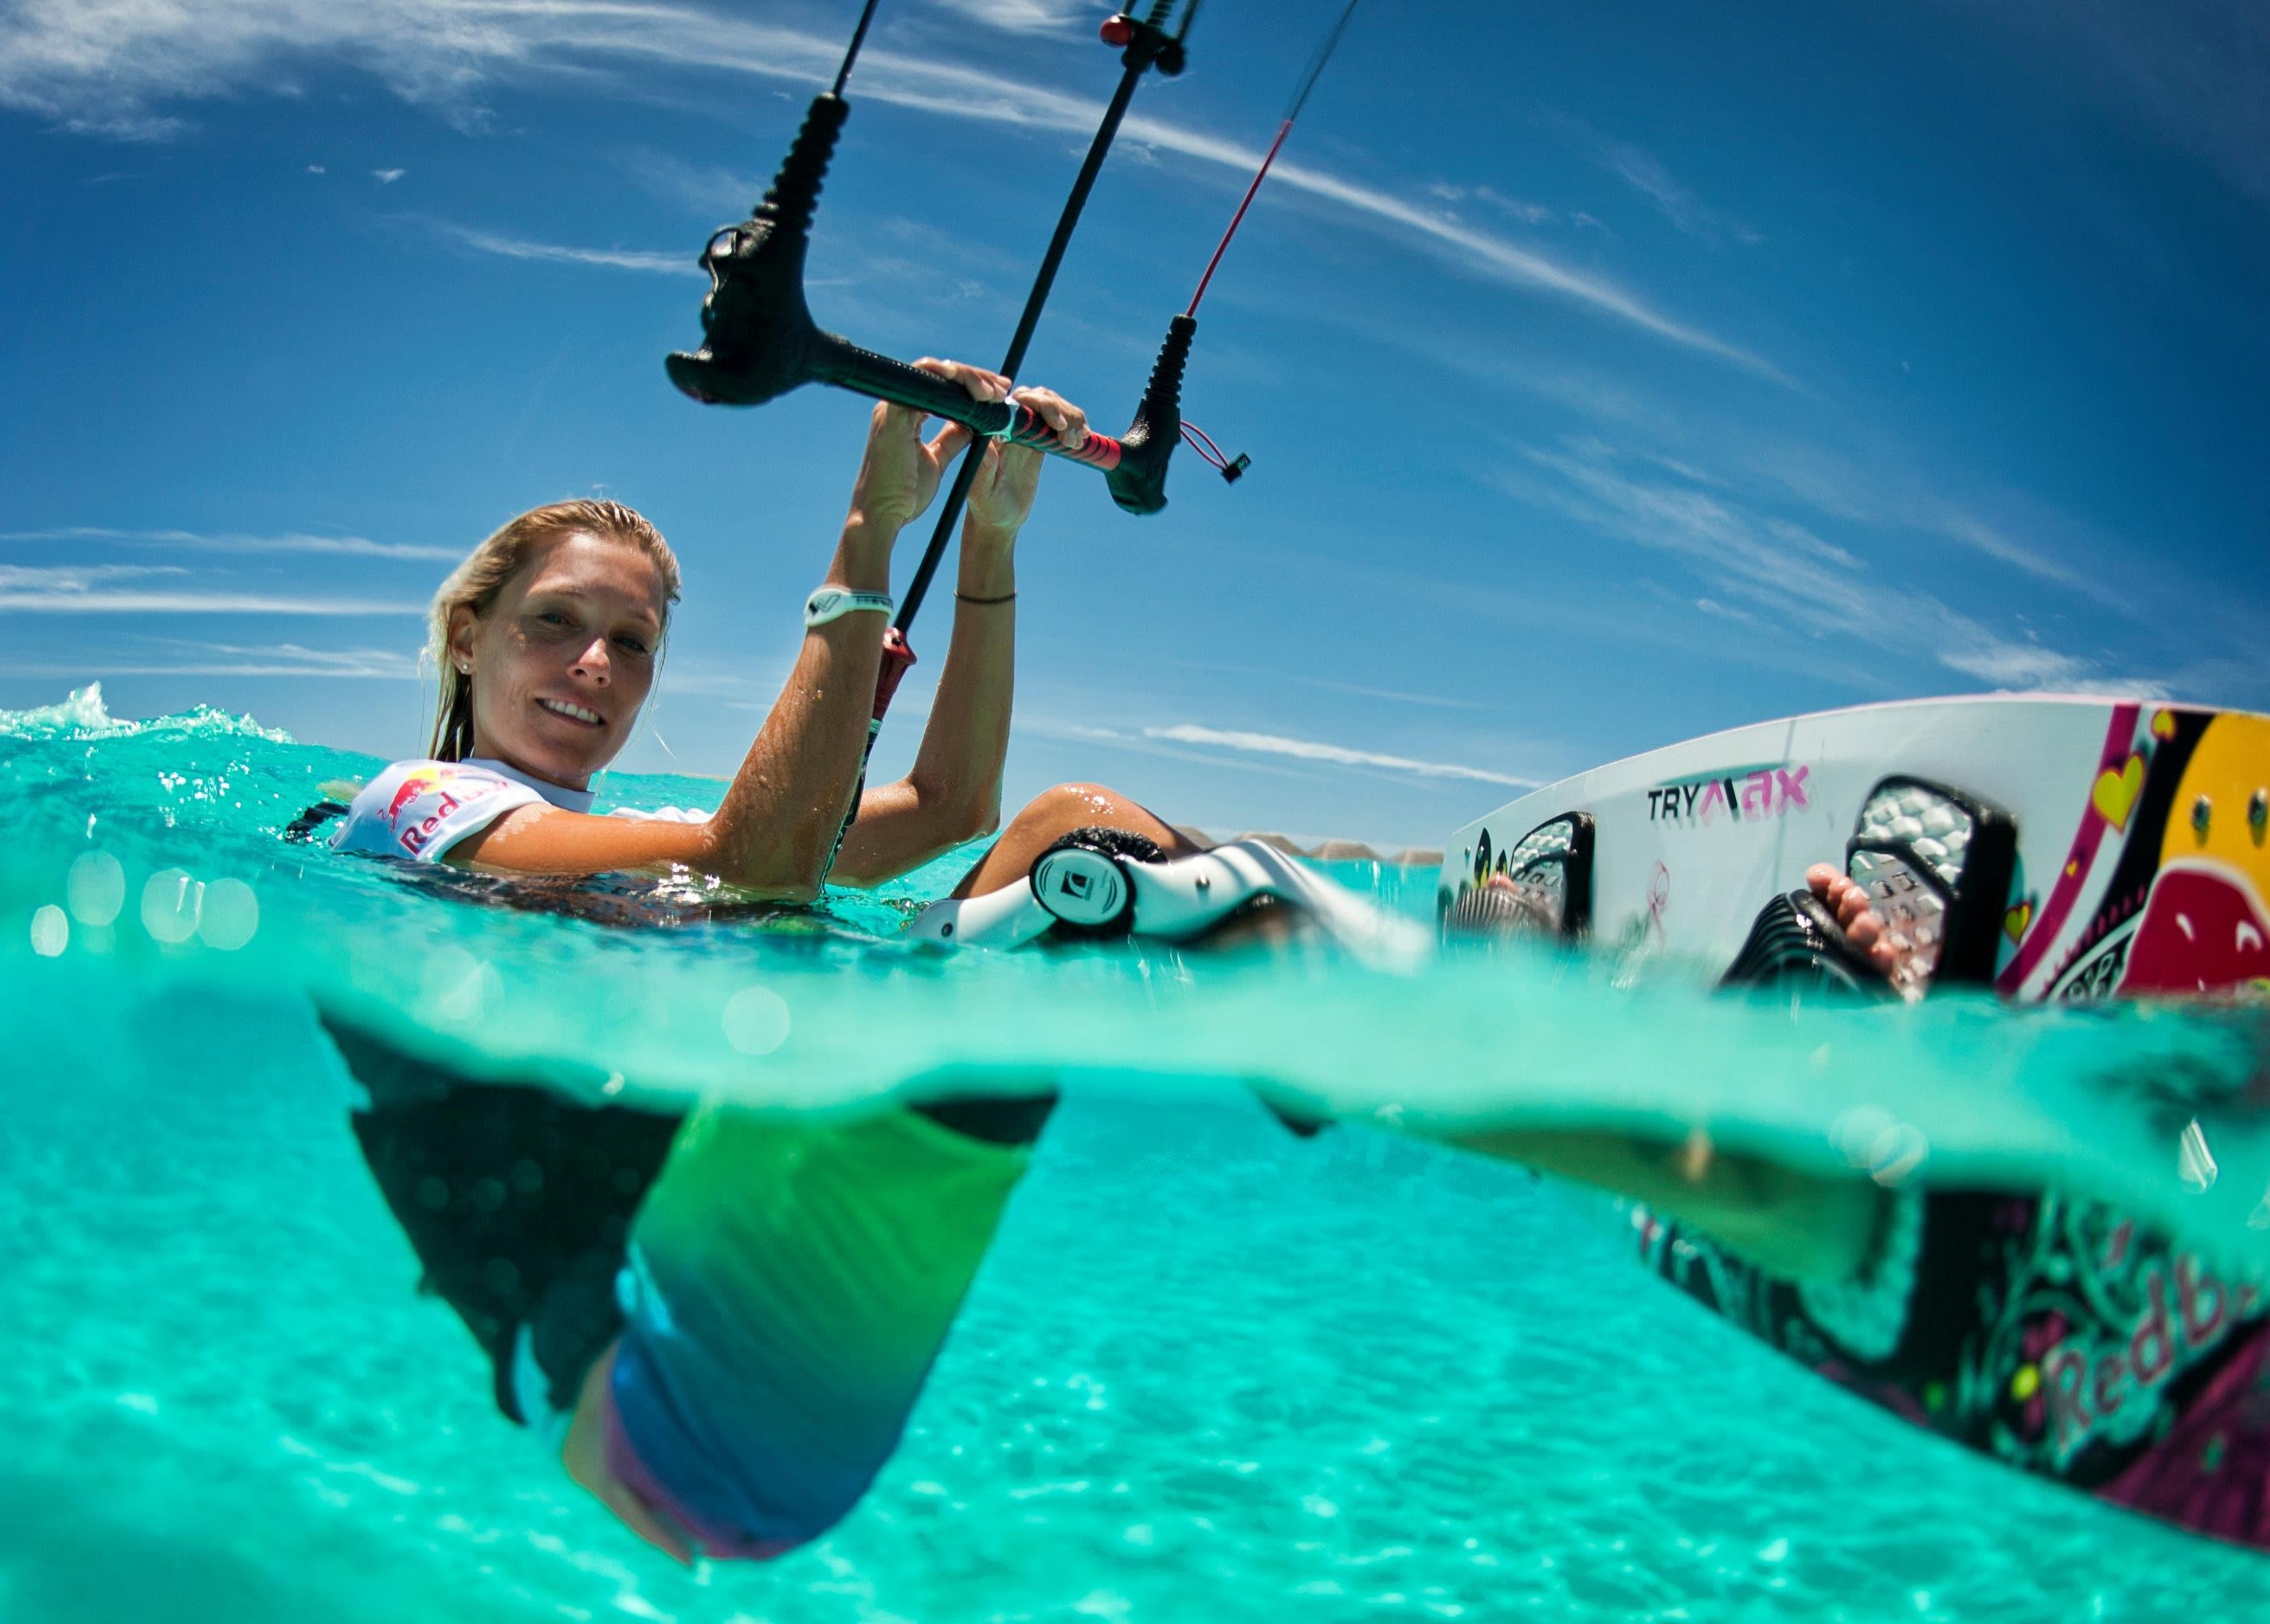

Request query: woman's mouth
[{"left": 536, "top": 696, "right": 606, "bottom": 728}]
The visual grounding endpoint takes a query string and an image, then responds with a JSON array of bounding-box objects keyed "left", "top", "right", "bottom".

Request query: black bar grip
[
  {"left": 1102, "top": 313, "right": 1193, "bottom": 515},
  {"left": 665, "top": 90, "right": 1171, "bottom": 512},
  {"left": 811, "top": 333, "right": 1131, "bottom": 469},
  {"left": 809, "top": 333, "right": 1014, "bottom": 431}
]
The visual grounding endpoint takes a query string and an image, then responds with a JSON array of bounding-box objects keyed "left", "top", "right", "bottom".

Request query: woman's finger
[
  {"left": 1010, "top": 385, "right": 1066, "bottom": 430},
  {"left": 874, "top": 398, "right": 928, "bottom": 437},
  {"left": 913, "top": 357, "right": 1011, "bottom": 403},
  {"left": 1009, "top": 385, "right": 1088, "bottom": 450},
  {"left": 928, "top": 420, "right": 975, "bottom": 466}
]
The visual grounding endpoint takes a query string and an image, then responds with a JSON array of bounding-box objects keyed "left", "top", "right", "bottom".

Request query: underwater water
[{"left": 9, "top": 684, "right": 2270, "bottom": 1622}]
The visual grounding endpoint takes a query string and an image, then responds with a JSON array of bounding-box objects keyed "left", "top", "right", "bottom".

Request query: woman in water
[
  {"left": 324, "top": 363, "right": 1210, "bottom": 1565},
  {"left": 330, "top": 362, "right": 1198, "bottom": 900},
  {"left": 318, "top": 361, "right": 1936, "bottom": 1566}
]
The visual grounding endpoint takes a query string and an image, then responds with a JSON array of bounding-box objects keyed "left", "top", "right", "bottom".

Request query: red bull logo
[
  {"left": 386, "top": 766, "right": 452, "bottom": 826},
  {"left": 391, "top": 771, "right": 510, "bottom": 856}
]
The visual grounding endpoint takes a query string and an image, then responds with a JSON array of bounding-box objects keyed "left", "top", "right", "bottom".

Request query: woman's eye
[
  {"left": 616, "top": 638, "right": 651, "bottom": 655},
  {"left": 538, "top": 612, "right": 573, "bottom": 628}
]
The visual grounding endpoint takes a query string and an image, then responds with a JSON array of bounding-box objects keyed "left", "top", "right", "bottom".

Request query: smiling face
[{"left": 449, "top": 529, "right": 668, "bottom": 788}]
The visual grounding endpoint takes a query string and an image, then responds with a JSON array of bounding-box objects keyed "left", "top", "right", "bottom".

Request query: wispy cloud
[
  {"left": 0, "top": 591, "right": 424, "bottom": 615},
  {"left": 1692, "top": 595, "right": 1763, "bottom": 626},
  {"left": 1735, "top": 440, "right": 2139, "bottom": 613},
  {"left": 1428, "top": 180, "right": 1556, "bottom": 227},
  {"left": 1019, "top": 717, "right": 1327, "bottom": 787},
  {"left": 1929, "top": 506, "right": 2097, "bottom": 595},
  {"left": 372, "top": 166, "right": 406, "bottom": 183},
  {"left": 928, "top": 0, "right": 1082, "bottom": 35},
  {"left": 1504, "top": 441, "right": 2119, "bottom": 692},
  {"left": 0, "top": 2, "right": 1772, "bottom": 371},
  {"left": 1214, "top": 147, "right": 1779, "bottom": 376},
  {"left": 0, "top": 563, "right": 186, "bottom": 590},
  {"left": 1344, "top": 292, "right": 2160, "bottom": 626},
  {"left": 0, "top": 641, "right": 422, "bottom": 679},
  {"left": 1558, "top": 119, "right": 1763, "bottom": 246},
  {"left": 424, "top": 219, "right": 697, "bottom": 276},
  {"left": 1143, "top": 723, "right": 1536, "bottom": 787},
  {"left": 1166, "top": 658, "right": 1487, "bottom": 712},
  {"left": 615, "top": 147, "right": 767, "bottom": 214},
  {"left": 2, "top": 525, "right": 460, "bottom": 560}
]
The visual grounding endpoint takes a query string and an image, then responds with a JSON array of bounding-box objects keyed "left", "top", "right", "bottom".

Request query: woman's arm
[
  {"left": 829, "top": 386, "right": 1086, "bottom": 888},
  {"left": 826, "top": 510, "right": 1015, "bottom": 885},
  {"left": 450, "top": 366, "right": 1008, "bottom": 899}
]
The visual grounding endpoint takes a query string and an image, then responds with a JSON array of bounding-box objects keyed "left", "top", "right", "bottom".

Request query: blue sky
[{"left": 2, "top": 0, "right": 2264, "bottom": 846}]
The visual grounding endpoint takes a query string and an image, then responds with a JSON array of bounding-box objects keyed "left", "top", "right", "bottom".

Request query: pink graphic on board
[{"left": 1997, "top": 703, "right": 2143, "bottom": 995}]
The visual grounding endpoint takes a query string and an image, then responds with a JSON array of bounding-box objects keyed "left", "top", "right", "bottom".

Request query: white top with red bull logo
[{"left": 331, "top": 758, "right": 708, "bottom": 863}]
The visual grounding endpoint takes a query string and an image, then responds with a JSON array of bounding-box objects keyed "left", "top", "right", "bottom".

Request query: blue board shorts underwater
[{"left": 326, "top": 1005, "right": 1048, "bottom": 1564}]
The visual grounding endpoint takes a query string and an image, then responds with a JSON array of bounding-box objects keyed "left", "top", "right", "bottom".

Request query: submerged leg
[
  {"left": 912, "top": 783, "right": 1425, "bottom": 961},
  {"left": 1434, "top": 858, "right": 1915, "bottom": 1283},
  {"left": 950, "top": 781, "right": 1203, "bottom": 898},
  {"left": 571, "top": 1085, "right": 1055, "bottom": 1560},
  {"left": 330, "top": 1005, "right": 1053, "bottom": 1564}
]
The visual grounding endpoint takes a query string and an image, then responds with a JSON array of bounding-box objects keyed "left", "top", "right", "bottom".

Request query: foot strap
[{"left": 1718, "top": 890, "right": 1896, "bottom": 998}]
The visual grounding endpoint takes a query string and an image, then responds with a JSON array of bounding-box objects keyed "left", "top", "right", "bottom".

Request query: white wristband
[{"left": 804, "top": 585, "right": 895, "bottom": 627}]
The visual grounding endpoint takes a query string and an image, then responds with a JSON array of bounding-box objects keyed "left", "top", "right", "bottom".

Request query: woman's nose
[{"left": 571, "top": 638, "right": 611, "bottom": 684}]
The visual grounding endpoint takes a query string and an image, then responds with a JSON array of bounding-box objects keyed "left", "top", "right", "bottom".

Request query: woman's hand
[
  {"left": 965, "top": 384, "right": 1088, "bottom": 547},
  {"left": 844, "top": 359, "right": 1007, "bottom": 536}
]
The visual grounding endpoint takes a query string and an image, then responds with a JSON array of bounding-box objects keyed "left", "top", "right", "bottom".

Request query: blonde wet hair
[{"left": 428, "top": 499, "right": 681, "bottom": 762}]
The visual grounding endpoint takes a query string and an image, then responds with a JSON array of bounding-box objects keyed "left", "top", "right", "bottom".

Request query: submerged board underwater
[{"left": 1441, "top": 693, "right": 2270, "bottom": 1551}]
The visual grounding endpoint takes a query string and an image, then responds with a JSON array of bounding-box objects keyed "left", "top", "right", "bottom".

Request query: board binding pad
[{"left": 1439, "top": 696, "right": 2270, "bottom": 1004}]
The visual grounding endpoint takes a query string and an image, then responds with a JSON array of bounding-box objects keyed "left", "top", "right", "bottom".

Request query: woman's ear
[{"left": 447, "top": 605, "right": 478, "bottom": 676}]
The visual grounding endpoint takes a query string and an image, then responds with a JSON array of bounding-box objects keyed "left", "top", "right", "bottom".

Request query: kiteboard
[
  {"left": 1439, "top": 693, "right": 2270, "bottom": 1005},
  {"left": 1437, "top": 693, "right": 2270, "bottom": 1549}
]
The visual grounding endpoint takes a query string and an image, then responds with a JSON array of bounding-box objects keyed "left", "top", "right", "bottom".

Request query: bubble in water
[
  {"left": 1830, "top": 1105, "right": 1896, "bottom": 1167},
  {"left": 67, "top": 850, "right": 126, "bottom": 926},
  {"left": 141, "top": 870, "right": 202, "bottom": 944},
  {"left": 197, "top": 878, "right": 259, "bottom": 951},
  {"left": 1867, "top": 1122, "right": 1930, "bottom": 1187},
  {"left": 722, "top": 986, "right": 791, "bottom": 1055},
  {"left": 30, "top": 904, "right": 68, "bottom": 957}
]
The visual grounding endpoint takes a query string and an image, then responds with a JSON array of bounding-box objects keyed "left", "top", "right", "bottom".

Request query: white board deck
[{"left": 1439, "top": 695, "right": 2270, "bottom": 1002}]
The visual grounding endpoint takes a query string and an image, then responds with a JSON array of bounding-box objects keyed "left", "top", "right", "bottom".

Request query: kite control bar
[{"left": 664, "top": 19, "right": 1193, "bottom": 517}]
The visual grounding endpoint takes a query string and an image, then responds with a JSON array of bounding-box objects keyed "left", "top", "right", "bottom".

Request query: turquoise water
[{"left": 9, "top": 685, "right": 2270, "bottom": 1621}]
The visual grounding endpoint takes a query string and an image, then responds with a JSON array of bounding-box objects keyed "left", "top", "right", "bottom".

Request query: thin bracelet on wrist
[{"left": 955, "top": 589, "right": 1017, "bottom": 605}]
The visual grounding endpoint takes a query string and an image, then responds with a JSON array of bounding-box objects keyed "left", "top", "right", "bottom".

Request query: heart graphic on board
[
  {"left": 2065, "top": 861, "right": 2080, "bottom": 878},
  {"left": 2152, "top": 710, "right": 2177, "bottom": 740},
  {"left": 2004, "top": 901, "right": 2034, "bottom": 944},
  {"left": 2093, "top": 754, "right": 2144, "bottom": 832}
]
